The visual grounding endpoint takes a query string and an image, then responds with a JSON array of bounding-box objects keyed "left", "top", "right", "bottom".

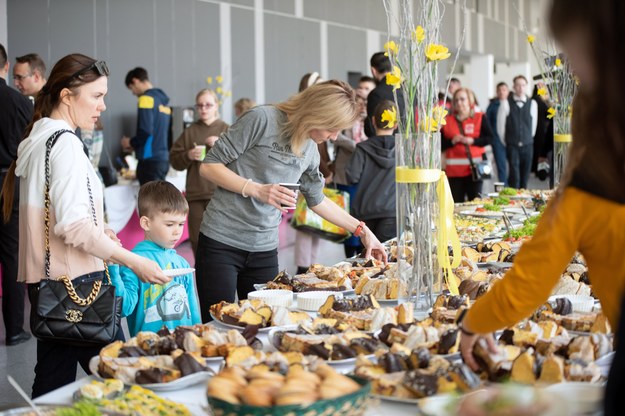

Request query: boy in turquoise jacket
[{"left": 111, "top": 181, "right": 201, "bottom": 336}]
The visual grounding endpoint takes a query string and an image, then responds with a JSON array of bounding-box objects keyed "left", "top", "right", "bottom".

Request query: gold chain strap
[
  {"left": 44, "top": 130, "right": 110, "bottom": 307},
  {"left": 59, "top": 275, "right": 103, "bottom": 306}
]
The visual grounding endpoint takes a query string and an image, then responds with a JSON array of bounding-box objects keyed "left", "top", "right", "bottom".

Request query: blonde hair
[
  {"left": 234, "top": 97, "right": 255, "bottom": 115},
  {"left": 275, "top": 80, "right": 359, "bottom": 156},
  {"left": 196, "top": 88, "right": 220, "bottom": 118}
]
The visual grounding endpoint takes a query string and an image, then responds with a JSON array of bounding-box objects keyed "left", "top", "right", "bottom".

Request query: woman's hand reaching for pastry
[{"left": 460, "top": 331, "right": 498, "bottom": 371}]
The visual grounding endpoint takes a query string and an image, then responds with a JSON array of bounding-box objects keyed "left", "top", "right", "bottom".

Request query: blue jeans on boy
[
  {"left": 491, "top": 138, "right": 508, "bottom": 186},
  {"left": 507, "top": 144, "right": 533, "bottom": 189}
]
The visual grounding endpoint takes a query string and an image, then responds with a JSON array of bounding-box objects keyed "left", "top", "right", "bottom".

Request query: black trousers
[
  {"left": 27, "top": 273, "right": 124, "bottom": 398},
  {"left": 366, "top": 217, "right": 397, "bottom": 243},
  {"left": 506, "top": 144, "right": 533, "bottom": 189},
  {"left": 136, "top": 159, "right": 170, "bottom": 185},
  {"left": 195, "top": 233, "right": 279, "bottom": 323},
  {"left": 0, "top": 172, "right": 25, "bottom": 339},
  {"left": 448, "top": 175, "right": 483, "bottom": 202}
]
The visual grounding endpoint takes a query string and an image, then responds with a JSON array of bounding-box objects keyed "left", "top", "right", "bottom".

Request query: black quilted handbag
[{"left": 30, "top": 130, "right": 122, "bottom": 346}]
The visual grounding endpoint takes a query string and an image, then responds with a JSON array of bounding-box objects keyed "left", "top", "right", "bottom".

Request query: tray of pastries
[
  {"left": 264, "top": 268, "right": 353, "bottom": 293},
  {"left": 376, "top": 318, "right": 461, "bottom": 357},
  {"left": 90, "top": 325, "right": 262, "bottom": 389},
  {"left": 207, "top": 360, "right": 370, "bottom": 415},
  {"left": 317, "top": 294, "right": 414, "bottom": 332},
  {"left": 210, "top": 299, "right": 311, "bottom": 331},
  {"left": 353, "top": 263, "right": 408, "bottom": 301},
  {"left": 473, "top": 329, "right": 612, "bottom": 384},
  {"left": 531, "top": 298, "right": 611, "bottom": 335},
  {"left": 355, "top": 347, "right": 481, "bottom": 402},
  {"left": 268, "top": 318, "right": 387, "bottom": 364}
]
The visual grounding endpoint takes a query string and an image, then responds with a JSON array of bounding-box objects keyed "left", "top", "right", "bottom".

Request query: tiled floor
[{"left": 0, "top": 175, "right": 548, "bottom": 405}]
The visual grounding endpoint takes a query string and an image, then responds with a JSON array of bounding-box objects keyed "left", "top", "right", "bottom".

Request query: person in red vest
[{"left": 441, "top": 87, "right": 494, "bottom": 202}]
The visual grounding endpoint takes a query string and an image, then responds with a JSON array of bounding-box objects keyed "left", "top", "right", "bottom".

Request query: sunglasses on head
[{"left": 71, "top": 60, "right": 110, "bottom": 79}]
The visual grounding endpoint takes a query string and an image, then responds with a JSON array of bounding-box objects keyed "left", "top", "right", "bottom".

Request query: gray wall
[{"left": 5, "top": 0, "right": 539, "bottom": 168}]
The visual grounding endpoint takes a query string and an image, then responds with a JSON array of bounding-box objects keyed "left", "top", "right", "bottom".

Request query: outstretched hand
[
  {"left": 460, "top": 332, "right": 498, "bottom": 371},
  {"left": 360, "top": 226, "right": 388, "bottom": 263},
  {"left": 133, "top": 257, "right": 171, "bottom": 285}
]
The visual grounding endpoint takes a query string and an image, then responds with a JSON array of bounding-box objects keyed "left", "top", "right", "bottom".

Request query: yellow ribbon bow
[{"left": 396, "top": 167, "right": 461, "bottom": 294}]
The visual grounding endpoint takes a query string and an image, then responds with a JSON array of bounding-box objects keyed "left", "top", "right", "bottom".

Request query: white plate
[
  {"left": 210, "top": 312, "right": 275, "bottom": 333},
  {"left": 89, "top": 356, "right": 212, "bottom": 391},
  {"left": 253, "top": 283, "right": 355, "bottom": 298},
  {"left": 459, "top": 210, "right": 504, "bottom": 219},
  {"left": 162, "top": 267, "right": 195, "bottom": 277},
  {"left": 268, "top": 326, "right": 375, "bottom": 366}
]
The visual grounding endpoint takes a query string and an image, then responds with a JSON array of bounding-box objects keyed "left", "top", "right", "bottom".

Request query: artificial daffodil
[
  {"left": 386, "top": 66, "right": 403, "bottom": 91},
  {"left": 527, "top": 34, "right": 535, "bottom": 44},
  {"left": 381, "top": 107, "right": 397, "bottom": 129},
  {"left": 547, "top": 107, "right": 556, "bottom": 119},
  {"left": 555, "top": 58, "right": 562, "bottom": 67},
  {"left": 216, "top": 75, "right": 223, "bottom": 83},
  {"left": 425, "top": 44, "right": 451, "bottom": 62},
  {"left": 206, "top": 76, "right": 213, "bottom": 84},
  {"left": 537, "top": 87, "right": 548, "bottom": 98},
  {"left": 384, "top": 41, "right": 399, "bottom": 57},
  {"left": 413, "top": 26, "right": 425, "bottom": 44}
]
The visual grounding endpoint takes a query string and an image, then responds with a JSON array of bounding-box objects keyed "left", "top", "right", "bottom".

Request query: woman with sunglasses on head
[
  {"left": 195, "top": 80, "right": 388, "bottom": 322},
  {"left": 1, "top": 54, "right": 170, "bottom": 397},
  {"left": 170, "top": 89, "right": 229, "bottom": 256}
]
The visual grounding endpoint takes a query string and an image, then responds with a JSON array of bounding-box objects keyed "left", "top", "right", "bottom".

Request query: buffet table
[{"left": 34, "top": 324, "right": 419, "bottom": 416}]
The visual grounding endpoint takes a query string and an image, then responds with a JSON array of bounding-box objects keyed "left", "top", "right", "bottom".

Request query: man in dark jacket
[
  {"left": 121, "top": 67, "right": 171, "bottom": 185},
  {"left": 485, "top": 82, "right": 509, "bottom": 185},
  {"left": 0, "top": 43, "right": 34, "bottom": 346},
  {"left": 365, "top": 52, "right": 405, "bottom": 138},
  {"left": 346, "top": 100, "right": 397, "bottom": 242}
]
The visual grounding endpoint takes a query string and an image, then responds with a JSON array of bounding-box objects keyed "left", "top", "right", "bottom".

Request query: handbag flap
[{"left": 35, "top": 279, "right": 117, "bottom": 324}]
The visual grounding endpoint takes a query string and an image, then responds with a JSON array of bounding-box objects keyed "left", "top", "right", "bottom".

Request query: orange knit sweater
[{"left": 465, "top": 187, "right": 625, "bottom": 333}]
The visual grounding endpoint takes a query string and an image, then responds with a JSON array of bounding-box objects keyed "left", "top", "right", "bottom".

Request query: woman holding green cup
[{"left": 170, "top": 88, "right": 229, "bottom": 256}]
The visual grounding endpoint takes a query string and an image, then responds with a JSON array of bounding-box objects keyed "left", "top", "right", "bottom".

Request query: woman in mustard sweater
[{"left": 458, "top": 0, "right": 625, "bottom": 409}]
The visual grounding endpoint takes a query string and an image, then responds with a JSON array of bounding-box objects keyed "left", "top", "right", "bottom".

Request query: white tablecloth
[
  {"left": 33, "top": 323, "right": 419, "bottom": 415},
  {"left": 104, "top": 172, "right": 186, "bottom": 233}
]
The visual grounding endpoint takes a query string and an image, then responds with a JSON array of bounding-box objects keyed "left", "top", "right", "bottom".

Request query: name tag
[{"left": 464, "top": 123, "right": 475, "bottom": 135}]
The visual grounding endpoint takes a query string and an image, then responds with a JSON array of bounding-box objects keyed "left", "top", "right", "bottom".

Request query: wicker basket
[{"left": 207, "top": 376, "right": 371, "bottom": 416}]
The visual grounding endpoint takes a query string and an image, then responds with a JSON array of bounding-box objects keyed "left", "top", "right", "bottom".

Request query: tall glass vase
[
  {"left": 553, "top": 115, "right": 571, "bottom": 187},
  {"left": 395, "top": 132, "right": 441, "bottom": 313}
]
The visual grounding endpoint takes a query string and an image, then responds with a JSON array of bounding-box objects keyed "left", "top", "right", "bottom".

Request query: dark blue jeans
[
  {"left": 195, "top": 233, "right": 279, "bottom": 323},
  {"left": 506, "top": 144, "right": 533, "bottom": 189},
  {"left": 491, "top": 138, "right": 508, "bottom": 186}
]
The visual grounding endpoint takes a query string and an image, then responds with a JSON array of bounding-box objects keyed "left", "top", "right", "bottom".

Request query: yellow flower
[
  {"left": 425, "top": 44, "right": 451, "bottom": 62},
  {"left": 385, "top": 66, "right": 402, "bottom": 91},
  {"left": 224, "top": 90, "right": 232, "bottom": 97},
  {"left": 537, "top": 87, "right": 548, "bottom": 98},
  {"left": 216, "top": 86, "right": 223, "bottom": 94},
  {"left": 527, "top": 34, "right": 535, "bottom": 44},
  {"left": 216, "top": 75, "right": 223, "bottom": 83},
  {"left": 555, "top": 58, "right": 562, "bottom": 67},
  {"left": 384, "top": 41, "right": 399, "bottom": 56},
  {"left": 547, "top": 107, "right": 556, "bottom": 119},
  {"left": 381, "top": 107, "right": 397, "bottom": 129},
  {"left": 432, "top": 106, "right": 448, "bottom": 127},
  {"left": 413, "top": 26, "right": 425, "bottom": 44},
  {"left": 206, "top": 76, "right": 213, "bottom": 84}
]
